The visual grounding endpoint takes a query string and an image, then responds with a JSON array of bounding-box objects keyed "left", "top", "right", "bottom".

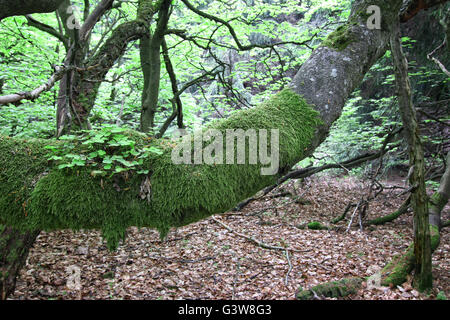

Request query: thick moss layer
[
  {"left": 307, "top": 221, "right": 328, "bottom": 230},
  {"left": 321, "top": 24, "right": 357, "bottom": 51},
  {"left": 296, "top": 277, "right": 363, "bottom": 300},
  {"left": 380, "top": 225, "right": 441, "bottom": 287},
  {"left": 0, "top": 89, "right": 322, "bottom": 249}
]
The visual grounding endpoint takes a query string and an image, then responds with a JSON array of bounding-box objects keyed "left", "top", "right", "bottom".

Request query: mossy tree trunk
[
  {"left": 0, "top": 225, "right": 40, "bottom": 300},
  {"left": 390, "top": 18, "right": 432, "bottom": 292},
  {"left": 0, "top": 0, "right": 428, "bottom": 300},
  {"left": 56, "top": 0, "right": 157, "bottom": 135},
  {"left": 139, "top": 0, "right": 172, "bottom": 133}
]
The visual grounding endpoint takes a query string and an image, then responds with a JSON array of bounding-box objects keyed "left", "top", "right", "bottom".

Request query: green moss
[
  {"left": 430, "top": 225, "right": 440, "bottom": 250},
  {"left": 296, "top": 278, "right": 362, "bottom": 300},
  {"left": 321, "top": 24, "right": 357, "bottom": 51},
  {"left": 366, "top": 198, "right": 410, "bottom": 225},
  {"left": 0, "top": 89, "right": 322, "bottom": 250},
  {"left": 430, "top": 192, "right": 447, "bottom": 213},
  {"left": 381, "top": 244, "right": 415, "bottom": 286},
  {"left": 381, "top": 224, "right": 441, "bottom": 287},
  {"left": 307, "top": 221, "right": 328, "bottom": 230},
  {"left": 0, "top": 136, "right": 54, "bottom": 229},
  {"left": 102, "top": 271, "right": 115, "bottom": 279}
]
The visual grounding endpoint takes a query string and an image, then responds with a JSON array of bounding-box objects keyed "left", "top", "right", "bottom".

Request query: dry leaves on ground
[{"left": 10, "top": 176, "right": 449, "bottom": 300}]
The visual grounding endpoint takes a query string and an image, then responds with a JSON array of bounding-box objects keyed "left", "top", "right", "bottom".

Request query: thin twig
[
  {"left": 211, "top": 216, "right": 308, "bottom": 253},
  {"left": 346, "top": 201, "right": 361, "bottom": 233},
  {"left": 284, "top": 249, "right": 293, "bottom": 286}
]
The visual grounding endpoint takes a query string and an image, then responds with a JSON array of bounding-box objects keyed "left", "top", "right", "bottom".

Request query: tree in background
[{"left": 0, "top": 0, "right": 448, "bottom": 299}]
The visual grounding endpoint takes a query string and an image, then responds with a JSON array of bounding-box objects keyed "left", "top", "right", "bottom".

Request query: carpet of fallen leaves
[{"left": 9, "top": 175, "right": 449, "bottom": 300}]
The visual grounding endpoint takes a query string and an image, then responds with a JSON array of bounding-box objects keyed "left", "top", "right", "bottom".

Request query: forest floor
[{"left": 9, "top": 175, "right": 449, "bottom": 300}]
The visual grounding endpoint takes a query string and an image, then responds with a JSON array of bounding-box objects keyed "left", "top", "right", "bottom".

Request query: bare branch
[
  {"left": 211, "top": 216, "right": 308, "bottom": 253},
  {"left": 79, "top": 0, "right": 114, "bottom": 41},
  {"left": 25, "top": 14, "right": 68, "bottom": 48},
  {"left": 180, "top": 0, "right": 314, "bottom": 51},
  {"left": 0, "top": 65, "right": 70, "bottom": 105}
]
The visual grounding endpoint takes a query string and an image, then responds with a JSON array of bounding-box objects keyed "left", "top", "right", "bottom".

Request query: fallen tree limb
[
  {"left": 365, "top": 196, "right": 411, "bottom": 226},
  {"left": 331, "top": 202, "right": 357, "bottom": 224},
  {"left": 296, "top": 278, "right": 363, "bottom": 300}
]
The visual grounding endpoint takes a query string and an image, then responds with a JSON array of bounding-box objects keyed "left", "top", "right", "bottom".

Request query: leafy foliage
[{"left": 45, "top": 125, "right": 163, "bottom": 177}]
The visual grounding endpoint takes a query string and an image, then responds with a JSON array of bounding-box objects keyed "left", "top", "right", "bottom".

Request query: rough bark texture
[
  {"left": 0, "top": 225, "right": 39, "bottom": 300},
  {"left": 0, "top": 0, "right": 437, "bottom": 301},
  {"left": 429, "top": 151, "right": 450, "bottom": 229},
  {"left": 56, "top": 0, "right": 155, "bottom": 135},
  {"left": 0, "top": 0, "right": 65, "bottom": 21},
  {"left": 289, "top": 0, "right": 403, "bottom": 156},
  {"left": 390, "top": 17, "right": 432, "bottom": 291},
  {"left": 139, "top": 0, "right": 172, "bottom": 133}
]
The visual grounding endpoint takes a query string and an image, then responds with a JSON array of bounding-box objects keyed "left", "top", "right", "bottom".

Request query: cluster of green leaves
[
  {"left": 45, "top": 125, "right": 163, "bottom": 177},
  {"left": 0, "top": 0, "right": 353, "bottom": 138}
]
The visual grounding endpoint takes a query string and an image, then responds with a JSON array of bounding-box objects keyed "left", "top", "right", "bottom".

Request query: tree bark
[
  {"left": 429, "top": 151, "right": 450, "bottom": 229},
  {"left": 1, "top": 0, "right": 443, "bottom": 301},
  {"left": 0, "top": 0, "right": 65, "bottom": 21},
  {"left": 139, "top": 0, "right": 172, "bottom": 132},
  {"left": 390, "top": 17, "right": 432, "bottom": 291},
  {"left": 56, "top": 1, "right": 158, "bottom": 135},
  {"left": 0, "top": 226, "right": 39, "bottom": 300}
]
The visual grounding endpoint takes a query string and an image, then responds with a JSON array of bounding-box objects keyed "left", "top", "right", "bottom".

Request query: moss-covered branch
[
  {"left": 0, "top": 89, "right": 322, "bottom": 249},
  {"left": 296, "top": 278, "right": 363, "bottom": 300},
  {"left": 365, "top": 196, "right": 411, "bottom": 226}
]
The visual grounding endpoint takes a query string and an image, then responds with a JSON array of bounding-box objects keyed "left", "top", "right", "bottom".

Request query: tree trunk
[
  {"left": 1, "top": 0, "right": 441, "bottom": 300},
  {"left": 0, "top": 225, "right": 40, "bottom": 300},
  {"left": 139, "top": 0, "right": 172, "bottom": 133},
  {"left": 56, "top": 1, "right": 156, "bottom": 135},
  {"left": 139, "top": 33, "right": 160, "bottom": 132},
  {"left": 390, "top": 18, "right": 432, "bottom": 291},
  {"left": 429, "top": 151, "right": 450, "bottom": 229}
]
